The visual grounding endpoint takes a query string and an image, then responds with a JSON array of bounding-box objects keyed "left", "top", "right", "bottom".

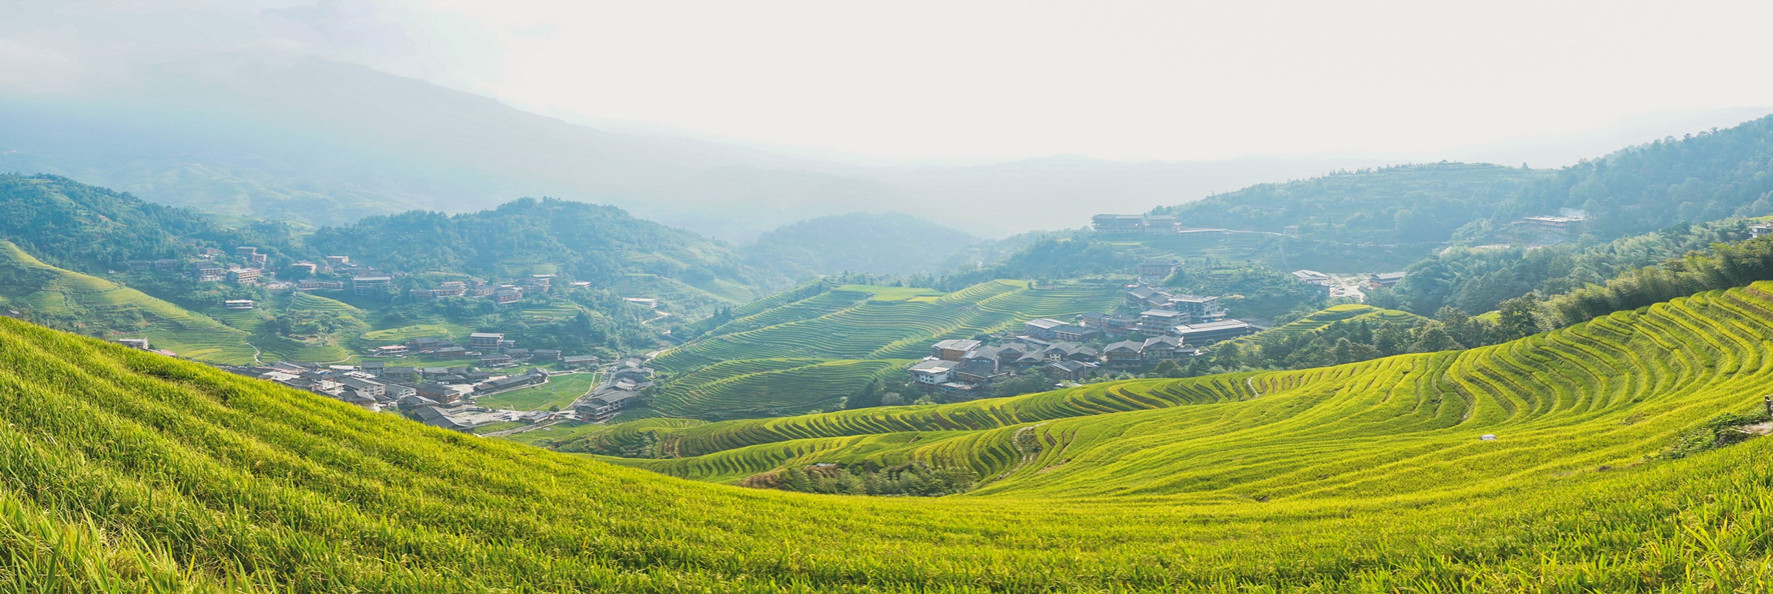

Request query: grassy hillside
[
  {"left": 1252, "top": 303, "right": 1424, "bottom": 338},
  {"left": 637, "top": 280, "right": 1123, "bottom": 420},
  {"left": 655, "top": 280, "right": 1119, "bottom": 368},
  {"left": 584, "top": 284, "right": 1773, "bottom": 504},
  {"left": 4, "top": 288, "right": 1773, "bottom": 590},
  {"left": 0, "top": 174, "right": 283, "bottom": 273},
  {"left": 0, "top": 240, "right": 256, "bottom": 364}
]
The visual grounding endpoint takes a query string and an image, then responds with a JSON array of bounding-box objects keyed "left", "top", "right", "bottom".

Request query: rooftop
[
  {"left": 1175, "top": 320, "right": 1254, "bottom": 333},
  {"left": 933, "top": 339, "right": 983, "bottom": 351},
  {"left": 909, "top": 360, "right": 960, "bottom": 373}
]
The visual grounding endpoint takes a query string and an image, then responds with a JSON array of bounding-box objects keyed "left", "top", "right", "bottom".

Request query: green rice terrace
[
  {"left": 1247, "top": 303, "right": 1425, "bottom": 338},
  {"left": 636, "top": 280, "right": 1124, "bottom": 420},
  {"left": 586, "top": 285, "right": 1773, "bottom": 493},
  {"left": 5, "top": 283, "right": 1773, "bottom": 590}
]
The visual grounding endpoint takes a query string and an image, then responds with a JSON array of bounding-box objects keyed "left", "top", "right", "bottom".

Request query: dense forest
[
  {"left": 1150, "top": 163, "right": 1548, "bottom": 243},
  {"left": 306, "top": 198, "right": 776, "bottom": 287},
  {"left": 1389, "top": 219, "right": 1753, "bottom": 314},
  {"left": 1169, "top": 302, "right": 1540, "bottom": 378},
  {"left": 0, "top": 174, "right": 296, "bottom": 272},
  {"left": 1497, "top": 116, "right": 1773, "bottom": 238}
]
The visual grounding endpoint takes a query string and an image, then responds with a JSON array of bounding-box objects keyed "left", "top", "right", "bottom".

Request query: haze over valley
[{"left": 5, "top": 1, "right": 1773, "bottom": 591}]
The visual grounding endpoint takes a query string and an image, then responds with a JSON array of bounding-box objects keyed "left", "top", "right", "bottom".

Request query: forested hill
[
  {"left": 742, "top": 212, "right": 980, "bottom": 277},
  {"left": 1502, "top": 115, "right": 1773, "bottom": 237},
  {"left": 308, "top": 198, "right": 785, "bottom": 295},
  {"left": 0, "top": 174, "right": 292, "bottom": 272},
  {"left": 1151, "top": 163, "right": 1548, "bottom": 243},
  {"left": 1149, "top": 114, "right": 1773, "bottom": 247}
]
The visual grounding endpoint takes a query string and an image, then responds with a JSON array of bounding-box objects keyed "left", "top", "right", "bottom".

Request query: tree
[
  {"left": 1372, "top": 323, "right": 1410, "bottom": 356},
  {"left": 1496, "top": 293, "right": 1549, "bottom": 341},
  {"left": 1409, "top": 326, "right": 1463, "bottom": 353},
  {"left": 1149, "top": 359, "right": 1185, "bottom": 378}
]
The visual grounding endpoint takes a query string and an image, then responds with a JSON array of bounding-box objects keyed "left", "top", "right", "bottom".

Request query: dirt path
[{"left": 993, "top": 423, "right": 1049, "bottom": 481}]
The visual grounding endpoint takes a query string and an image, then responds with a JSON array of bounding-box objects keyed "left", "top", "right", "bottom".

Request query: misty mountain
[
  {"left": 0, "top": 53, "right": 1378, "bottom": 239},
  {"left": 307, "top": 198, "right": 783, "bottom": 297},
  {"left": 742, "top": 212, "right": 980, "bottom": 278}
]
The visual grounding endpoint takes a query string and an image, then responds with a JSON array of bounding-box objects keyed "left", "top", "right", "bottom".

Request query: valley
[
  {"left": 4, "top": 282, "right": 1773, "bottom": 590},
  {"left": 2, "top": 23, "right": 1772, "bottom": 589}
]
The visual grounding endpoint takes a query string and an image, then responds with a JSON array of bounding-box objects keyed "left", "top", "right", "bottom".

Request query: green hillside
[
  {"left": 0, "top": 174, "right": 284, "bottom": 272},
  {"left": 655, "top": 280, "right": 1119, "bottom": 368},
  {"left": 0, "top": 240, "right": 256, "bottom": 364},
  {"left": 1252, "top": 303, "right": 1423, "bottom": 338},
  {"left": 635, "top": 280, "right": 1123, "bottom": 420},
  {"left": 4, "top": 286, "right": 1773, "bottom": 590},
  {"left": 305, "top": 197, "right": 784, "bottom": 305},
  {"left": 205, "top": 291, "right": 371, "bottom": 363},
  {"left": 1154, "top": 162, "right": 1548, "bottom": 244},
  {"left": 581, "top": 283, "right": 1773, "bottom": 501}
]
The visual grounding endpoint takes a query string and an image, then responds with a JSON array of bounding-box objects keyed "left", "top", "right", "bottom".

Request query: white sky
[{"left": 8, "top": 0, "right": 1773, "bottom": 163}]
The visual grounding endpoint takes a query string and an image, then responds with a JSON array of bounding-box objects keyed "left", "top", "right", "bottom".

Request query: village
[
  {"left": 127, "top": 244, "right": 607, "bottom": 312},
  {"left": 161, "top": 328, "right": 660, "bottom": 434},
  {"left": 901, "top": 274, "right": 1263, "bottom": 397},
  {"left": 111, "top": 243, "right": 663, "bottom": 434},
  {"left": 102, "top": 232, "right": 1442, "bottom": 429}
]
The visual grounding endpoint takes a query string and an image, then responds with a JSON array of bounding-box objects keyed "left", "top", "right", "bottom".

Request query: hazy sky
[{"left": 6, "top": 0, "right": 1773, "bottom": 164}]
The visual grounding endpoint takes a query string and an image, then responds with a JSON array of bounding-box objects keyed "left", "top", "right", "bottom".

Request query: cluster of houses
[
  {"left": 131, "top": 245, "right": 274, "bottom": 287},
  {"left": 902, "top": 281, "right": 1268, "bottom": 396},
  {"left": 128, "top": 245, "right": 410, "bottom": 295},
  {"left": 1092, "top": 214, "right": 1180, "bottom": 234},
  {"left": 909, "top": 338, "right": 1106, "bottom": 396},
  {"left": 1289, "top": 270, "right": 1408, "bottom": 302},
  {"left": 1115, "top": 282, "right": 1257, "bottom": 342},
  {"left": 570, "top": 359, "right": 655, "bottom": 422},
  {"left": 1514, "top": 210, "right": 1589, "bottom": 235},
  {"left": 222, "top": 356, "right": 591, "bottom": 432},
  {"left": 406, "top": 275, "right": 561, "bottom": 305},
  {"left": 206, "top": 329, "right": 615, "bottom": 430},
  {"left": 367, "top": 331, "right": 601, "bottom": 371},
  {"left": 223, "top": 359, "right": 553, "bottom": 428}
]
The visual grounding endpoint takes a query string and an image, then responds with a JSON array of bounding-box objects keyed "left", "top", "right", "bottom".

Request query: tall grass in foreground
[{"left": 2, "top": 286, "right": 1773, "bottom": 590}]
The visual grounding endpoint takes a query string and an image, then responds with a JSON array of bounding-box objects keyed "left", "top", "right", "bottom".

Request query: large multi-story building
[
  {"left": 351, "top": 276, "right": 393, "bottom": 294},
  {"left": 1092, "top": 214, "right": 1181, "bottom": 234},
  {"left": 226, "top": 268, "right": 260, "bottom": 286}
]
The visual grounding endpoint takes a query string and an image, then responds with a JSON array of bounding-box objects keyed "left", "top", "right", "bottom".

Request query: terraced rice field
[
  {"left": 6, "top": 285, "right": 1773, "bottom": 590},
  {"left": 654, "top": 280, "right": 1121, "bottom": 369},
  {"left": 701, "top": 288, "right": 874, "bottom": 337},
  {"left": 1248, "top": 303, "right": 1425, "bottom": 339},
  {"left": 361, "top": 324, "right": 457, "bottom": 342},
  {"left": 644, "top": 358, "right": 910, "bottom": 420},
  {"left": 643, "top": 280, "right": 1123, "bottom": 420},
  {"left": 598, "top": 284, "right": 1773, "bottom": 505}
]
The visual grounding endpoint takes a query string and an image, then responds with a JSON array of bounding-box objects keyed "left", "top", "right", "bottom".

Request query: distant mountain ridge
[
  {"left": 307, "top": 198, "right": 778, "bottom": 298},
  {"left": 741, "top": 212, "right": 980, "bottom": 277},
  {"left": 0, "top": 53, "right": 1384, "bottom": 239}
]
